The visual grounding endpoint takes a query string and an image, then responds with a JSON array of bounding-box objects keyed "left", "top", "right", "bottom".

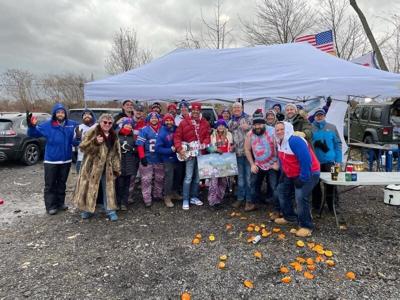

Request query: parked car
[
  {"left": 0, "top": 112, "right": 51, "bottom": 165},
  {"left": 344, "top": 98, "right": 400, "bottom": 145},
  {"left": 68, "top": 108, "right": 122, "bottom": 123}
]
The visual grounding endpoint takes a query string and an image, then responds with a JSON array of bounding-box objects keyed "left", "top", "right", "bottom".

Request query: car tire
[
  {"left": 363, "top": 135, "right": 374, "bottom": 144},
  {"left": 21, "top": 143, "right": 40, "bottom": 166}
]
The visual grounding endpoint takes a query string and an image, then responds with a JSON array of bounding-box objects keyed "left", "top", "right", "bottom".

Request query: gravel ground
[{"left": 0, "top": 162, "right": 399, "bottom": 299}]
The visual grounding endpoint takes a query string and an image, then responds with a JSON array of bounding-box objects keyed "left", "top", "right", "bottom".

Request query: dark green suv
[{"left": 344, "top": 98, "right": 400, "bottom": 145}]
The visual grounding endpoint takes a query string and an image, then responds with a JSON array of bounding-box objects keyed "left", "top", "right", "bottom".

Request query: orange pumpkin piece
[
  {"left": 346, "top": 271, "right": 356, "bottom": 280},
  {"left": 254, "top": 250, "right": 262, "bottom": 259},
  {"left": 307, "top": 264, "right": 316, "bottom": 271},
  {"left": 240, "top": 216, "right": 247, "bottom": 220},
  {"left": 181, "top": 292, "right": 191, "bottom": 300},
  {"left": 304, "top": 271, "right": 315, "bottom": 280},
  {"left": 209, "top": 234, "right": 215, "bottom": 242},
  {"left": 326, "top": 260, "right": 335, "bottom": 267},
  {"left": 261, "top": 230, "right": 271, "bottom": 238},
  {"left": 315, "top": 255, "right": 325, "bottom": 263},
  {"left": 290, "top": 262, "right": 303, "bottom": 272},
  {"left": 230, "top": 212, "right": 236, "bottom": 217},
  {"left": 289, "top": 228, "right": 297, "bottom": 234},
  {"left": 218, "top": 261, "right": 226, "bottom": 269},
  {"left": 247, "top": 236, "right": 254, "bottom": 243},
  {"left": 192, "top": 238, "right": 200, "bottom": 245},
  {"left": 272, "top": 227, "right": 281, "bottom": 233},
  {"left": 243, "top": 280, "right": 254, "bottom": 288},
  {"left": 312, "top": 245, "right": 324, "bottom": 252},
  {"left": 324, "top": 250, "right": 333, "bottom": 257},
  {"left": 219, "top": 255, "right": 228, "bottom": 261},
  {"left": 306, "top": 258, "right": 314, "bottom": 265},
  {"left": 296, "top": 240, "right": 305, "bottom": 247},
  {"left": 316, "top": 249, "right": 325, "bottom": 255},
  {"left": 296, "top": 257, "right": 306, "bottom": 264},
  {"left": 280, "top": 266, "right": 289, "bottom": 274},
  {"left": 225, "top": 224, "right": 233, "bottom": 231},
  {"left": 277, "top": 233, "right": 286, "bottom": 240},
  {"left": 260, "top": 223, "right": 266, "bottom": 228},
  {"left": 195, "top": 233, "right": 202, "bottom": 239},
  {"left": 281, "top": 276, "right": 292, "bottom": 283},
  {"left": 307, "top": 242, "right": 316, "bottom": 249},
  {"left": 246, "top": 226, "right": 254, "bottom": 232},
  {"left": 254, "top": 226, "right": 261, "bottom": 232}
]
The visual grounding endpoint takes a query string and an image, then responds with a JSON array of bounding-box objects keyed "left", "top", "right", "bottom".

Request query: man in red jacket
[{"left": 174, "top": 102, "right": 211, "bottom": 210}]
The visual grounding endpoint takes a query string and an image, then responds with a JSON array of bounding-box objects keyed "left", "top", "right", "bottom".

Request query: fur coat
[{"left": 73, "top": 125, "right": 121, "bottom": 213}]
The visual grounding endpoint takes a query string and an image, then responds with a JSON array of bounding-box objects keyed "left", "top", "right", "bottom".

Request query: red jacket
[{"left": 174, "top": 116, "right": 211, "bottom": 152}]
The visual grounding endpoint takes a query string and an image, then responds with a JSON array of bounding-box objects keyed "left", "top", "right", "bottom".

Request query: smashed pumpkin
[{"left": 243, "top": 280, "right": 254, "bottom": 288}]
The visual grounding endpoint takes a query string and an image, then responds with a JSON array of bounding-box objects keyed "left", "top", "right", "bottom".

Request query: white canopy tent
[{"left": 85, "top": 43, "right": 400, "bottom": 101}]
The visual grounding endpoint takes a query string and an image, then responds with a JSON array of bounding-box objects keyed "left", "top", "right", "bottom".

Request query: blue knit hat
[
  {"left": 146, "top": 112, "right": 161, "bottom": 123},
  {"left": 179, "top": 99, "right": 189, "bottom": 110},
  {"left": 214, "top": 118, "right": 228, "bottom": 128}
]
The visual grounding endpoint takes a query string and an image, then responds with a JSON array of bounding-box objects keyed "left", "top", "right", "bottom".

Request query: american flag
[{"left": 295, "top": 30, "right": 336, "bottom": 55}]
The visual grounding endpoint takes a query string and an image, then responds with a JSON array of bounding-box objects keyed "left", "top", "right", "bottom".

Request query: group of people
[{"left": 27, "top": 97, "right": 342, "bottom": 237}]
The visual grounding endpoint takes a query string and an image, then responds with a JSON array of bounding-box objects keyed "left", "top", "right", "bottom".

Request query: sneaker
[
  {"left": 81, "top": 211, "right": 93, "bottom": 219},
  {"left": 295, "top": 227, "right": 312, "bottom": 237},
  {"left": 120, "top": 205, "right": 128, "bottom": 211},
  {"left": 274, "top": 217, "right": 289, "bottom": 225},
  {"left": 144, "top": 202, "right": 152, "bottom": 208},
  {"left": 190, "top": 197, "right": 203, "bottom": 206},
  {"left": 182, "top": 199, "right": 190, "bottom": 210},
  {"left": 244, "top": 202, "right": 257, "bottom": 212},
  {"left": 108, "top": 212, "right": 118, "bottom": 221},
  {"left": 164, "top": 196, "right": 174, "bottom": 208},
  {"left": 48, "top": 209, "right": 58, "bottom": 215},
  {"left": 269, "top": 211, "right": 281, "bottom": 221},
  {"left": 59, "top": 204, "right": 68, "bottom": 211},
  {"left": 231, "top": 200, "right": 243, "bottom": 209}
]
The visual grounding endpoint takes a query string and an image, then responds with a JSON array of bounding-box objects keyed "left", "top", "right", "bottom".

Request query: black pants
[
  {"left": 44, "top": 163, "right": 71, "bottom": 211},
  {"left": 312, "top": 162, "right": 339, "bottom": 211},
  {"left": 173, "top": 161, "right": 185, "bottom": 194},
  {"left": 164, "top": 162, "right": 180, "bottom": 196},
  {"left": 116, "top": 175, "right": 131, "bottom": 207}
]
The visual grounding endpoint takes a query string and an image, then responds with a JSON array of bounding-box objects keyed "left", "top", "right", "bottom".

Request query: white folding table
[{"left": 319, "top": 172, "right": 400, "bottom": 227}]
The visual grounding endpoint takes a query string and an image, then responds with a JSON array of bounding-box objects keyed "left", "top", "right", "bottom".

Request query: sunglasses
[{"left": 102, "top": 121, "right": 113, "bottom": 125}]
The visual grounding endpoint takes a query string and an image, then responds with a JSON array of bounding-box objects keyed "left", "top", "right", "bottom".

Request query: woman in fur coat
[{"left": 73, "top": 113, "right": 121, "bottom": 221}]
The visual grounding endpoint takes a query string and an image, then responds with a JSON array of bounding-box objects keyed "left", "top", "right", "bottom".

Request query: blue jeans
[
  {"left": 100, "top": 174, "right": 115, "bottom": 215},
  {"left": 183, "top": 158, "right": 199, "bottom": 201},
  {"left": 278, "top": 173, "right": 320, "bottom": 229},
  {"left": 236, "top": 156, "right": 252, "bottom": 202},
  {"left": 76, "top": 160, "right": 82, "bottom": 173},
  {"left": 251, "top": 168, "right": 280, "bottom": 211}
]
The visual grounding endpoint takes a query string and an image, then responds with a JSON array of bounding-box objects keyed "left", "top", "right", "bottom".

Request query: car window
[
  {"left": 370, "top": 107, "right": 382, "bottom": 122},
  {"left": 202, "top": 109, "right": 216, "bottom": 126},
  {"left": 0, "top": 120, "right": 12, "bottom": 130},
  {"left": 353, "top": 107, "right": 361, "bottom": 119},
  {"left": 360, "top": 107, "right": 370, "bottom": 120},
  {"left": 69, "top": 111, "right": 82, "bottom": 122},
  {"left": 20, "top": 115, "right": 49, "bottom": 129}
]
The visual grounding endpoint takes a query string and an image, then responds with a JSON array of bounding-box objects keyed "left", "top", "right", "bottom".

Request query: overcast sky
[{"left": 0, "top": 0, "right": 398, "bottom": 80}]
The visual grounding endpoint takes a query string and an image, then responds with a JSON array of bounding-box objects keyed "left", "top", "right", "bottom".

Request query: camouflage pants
[
  {"left": 208, "top": 177, "right": 227, "bottom": 206},
  {"left": 139, "top": 163, "right": 164, "bottom": 204}
]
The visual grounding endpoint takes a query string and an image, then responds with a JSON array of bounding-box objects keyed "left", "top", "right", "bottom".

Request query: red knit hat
[
  {"left": 163, "top": 113, "right": 174, "bottom": 123},
  {"left": 191, "top": 102, "right": 202, "bottom": 111},
  {"left": 167, "top": 103, "right": 177, "bottom": 111}
]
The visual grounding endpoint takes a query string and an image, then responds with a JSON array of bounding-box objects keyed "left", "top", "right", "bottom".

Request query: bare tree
[
  {"left": 318, "top": 0, "right": 368, "bottom": 59},
  {"left": 178, "top": 0, "right": 234, "bottom": 49},
  {"left": 242, "top": 0, "right": 316, "bottom": 45},
  {"left": 350, "top": 0, "right": 388, "bottom": 71},
  {"left": 42, "top": 73, "right": 87, "bottom": 107},
  {"left": 1, "top": 69, "right": 39, "bottom": 110},
  {"left": 380, "top": 15, "right": 400, "bottom": 73},
  {"left": 105, "top": 27, "right": 152, "bottom": 75}
]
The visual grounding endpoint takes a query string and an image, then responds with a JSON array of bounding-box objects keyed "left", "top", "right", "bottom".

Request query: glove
[
  {"left": 26, "top": 111, "right": 37, "bottom": 127},
  {"left": 313, "top": 140, "right": 329, "bottom": 153},
  {"left": 140, "top": 157, "right": 148, "bottom": 167},
  {"left": 293, "top": 177, "right": 304, "bottom": 189}
]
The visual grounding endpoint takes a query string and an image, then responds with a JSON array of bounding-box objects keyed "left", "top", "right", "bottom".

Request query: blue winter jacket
[
  {"left": 28, "top": 103, "right": 79, "bottom": 163},
  {"left": 155, "top": 125, "right": 178, "bottom": 163},
  {"left": 311, "top": 120, "right": 342, "bottom": 164}
]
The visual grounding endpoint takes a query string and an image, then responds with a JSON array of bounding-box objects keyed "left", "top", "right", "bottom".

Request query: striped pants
[{"left": 139, "top": 163, "right": 164, "bottom": 204}]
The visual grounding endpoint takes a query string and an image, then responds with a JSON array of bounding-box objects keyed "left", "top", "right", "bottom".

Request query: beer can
[
  {"left": 345, "top": 172, "right": 352, "bottom": 181},
  {"left": 335, "top": 165, "right": 340, "bottom": 173},
  {"left": 351, "top": 172, "right": 357, "bottom": 181},
  {"left": 252, "top": 235, "right": 262, "bottom": 244}
]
